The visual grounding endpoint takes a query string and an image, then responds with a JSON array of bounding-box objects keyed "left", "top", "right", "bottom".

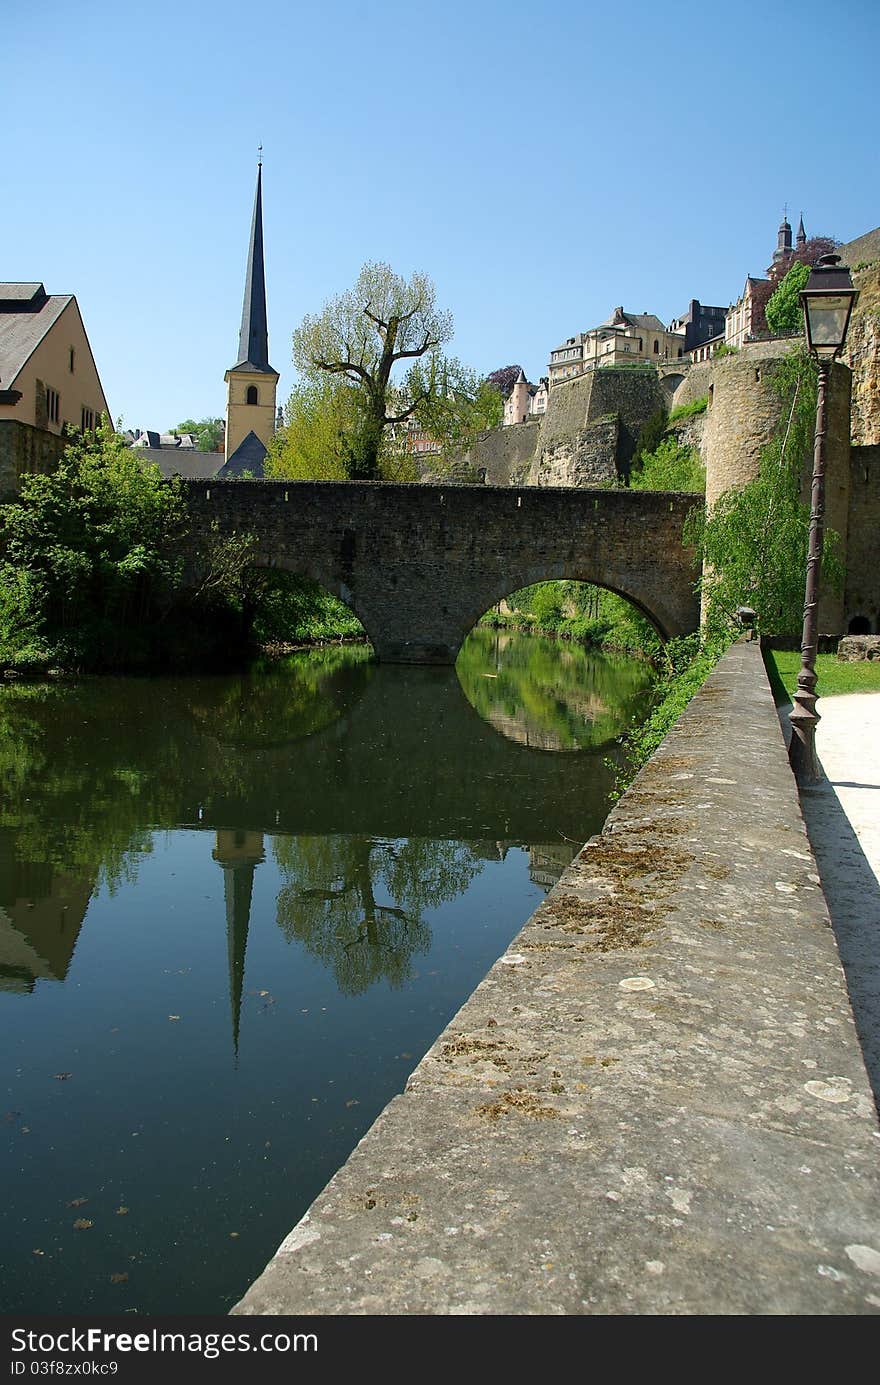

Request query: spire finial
[{"left": 257, "top": 142, "right": 263, "bottom": 168}]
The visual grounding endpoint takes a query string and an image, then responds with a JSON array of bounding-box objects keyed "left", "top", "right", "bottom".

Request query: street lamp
[{"left": 788, "top": 255, "right": 859, "bottom": 782}]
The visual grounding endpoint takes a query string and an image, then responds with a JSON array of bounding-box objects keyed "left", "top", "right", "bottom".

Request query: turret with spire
[
  {"left": 772, "top": 207, "right": 793, "bottom": 267},
  {"left": 796, "top": 213, "right": 807, "bottom": 249},
  {"left": 222, "top": 153, "right": 280, "bottom": 476}
]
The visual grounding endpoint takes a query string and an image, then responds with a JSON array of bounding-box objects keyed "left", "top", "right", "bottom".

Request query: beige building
[
  {"left": 725, "top": 275, "right": 770, "bottom": 348},
  {"left": 0, "top": 283, "right": 110, "bottom": 488},
  {"left": 548, "top": 307, "right": 685, "bottom": 384}
]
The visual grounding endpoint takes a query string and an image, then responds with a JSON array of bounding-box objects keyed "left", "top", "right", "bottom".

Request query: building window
[
  {"left": 81, "top": 407, "right": 95, "bottom": 433},
  {"left": 653, "top": 340, "right": 659, "bottom": 354},
  {"left": 246, "top": 385, "right": 258, "bottom": 405},
  {"left": 46, "top": 387, "right": 60, "bottom": 424},
  {"left": 68, "top": 348, "right": 75, "bottom": 373}
]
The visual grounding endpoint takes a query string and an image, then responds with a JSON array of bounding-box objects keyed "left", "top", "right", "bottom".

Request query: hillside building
[{"left": 548, "top": 307, "right": 685, "bottom": 384}]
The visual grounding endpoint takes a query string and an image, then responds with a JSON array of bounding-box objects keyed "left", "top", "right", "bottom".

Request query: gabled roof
[
  {"left": 135, "top": 449, "right": 224, "bottom": 480},
  {"left": 218, "top": 430, "right": 267, "bottom": 478},
  {"left": 601, "top": 308, "right": 666, "bottom": 332},
  {"left": 0, "top": 286, "right": 73, "bottom": 388}
]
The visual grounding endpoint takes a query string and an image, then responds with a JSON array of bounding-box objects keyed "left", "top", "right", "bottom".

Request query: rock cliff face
[{"left": 843, "top": 261, "right": 880, "bottom": 446}]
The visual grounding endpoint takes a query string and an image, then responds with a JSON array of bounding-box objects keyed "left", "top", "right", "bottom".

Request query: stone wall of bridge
[{"left": 181, "top": 480, "right": 702, "bottom": 663}]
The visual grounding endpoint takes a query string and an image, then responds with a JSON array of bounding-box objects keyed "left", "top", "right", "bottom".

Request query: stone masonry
[{"left": 181, "top": 480, "right": 702, "bottom": 662}]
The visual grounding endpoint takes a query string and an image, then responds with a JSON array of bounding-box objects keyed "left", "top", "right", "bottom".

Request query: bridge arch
[{"left": 458, "top": 570, "right": 672, "bottom": 649}]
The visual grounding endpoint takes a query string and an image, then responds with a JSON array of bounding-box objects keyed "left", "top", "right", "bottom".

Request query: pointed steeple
[
  {"left": 796, "top": 213, "right": 806, "bottom": 248},
  {"left": 225, "top": 158, "right": 279, "bottom": 467},
  {"left": 234, "top": 161, "right": 273, "bottom": 374}
]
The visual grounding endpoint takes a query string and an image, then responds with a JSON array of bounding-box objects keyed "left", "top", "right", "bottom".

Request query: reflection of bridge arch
[{"left": 183, "top": 481, "right": 701, "bottom": 664}]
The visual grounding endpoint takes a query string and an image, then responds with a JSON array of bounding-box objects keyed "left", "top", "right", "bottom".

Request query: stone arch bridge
[{"left": 182, "top": 480, "right": 702, "bottom": 663}]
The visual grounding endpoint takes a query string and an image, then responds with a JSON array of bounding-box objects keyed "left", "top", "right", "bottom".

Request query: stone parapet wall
[
  {"left": 232, "top": 640, "right": 880, "bottom": 1316},
  {"left": 0, "top": 420, "right": 67, "bottom": 497}
]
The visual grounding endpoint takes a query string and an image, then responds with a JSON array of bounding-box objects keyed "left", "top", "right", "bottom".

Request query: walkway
[{"left": 798, "top": 692, "right": 880, "bottom": 1111}]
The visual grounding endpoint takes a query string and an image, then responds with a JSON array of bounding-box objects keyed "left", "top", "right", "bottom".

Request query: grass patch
[
  {"left": 764, "top": 648, "right": 880, "bottom": 702},
  {"left": 668, "top": 396, "right": 708, "bottom": 423}
]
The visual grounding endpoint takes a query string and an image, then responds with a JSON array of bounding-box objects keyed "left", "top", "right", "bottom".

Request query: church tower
[
  {"left": 772, "top": 210, "right": 793, "bottom": 268},
  {"left": 223, "top": 158, "right": 279, "bottom": 474}
]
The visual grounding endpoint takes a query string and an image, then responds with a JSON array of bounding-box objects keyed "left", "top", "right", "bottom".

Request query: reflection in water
[
  {"left": 274, "top": 836, "right": 482, "bottom": 995},
  {"left": 0, "top": 633, "right": 654, "bottom": 1314},
  {"left": 212, "top": 830, "right": 265, "bottom": 1058},
  {"left": 457, "top": 628, "right": 653, "bottom": 751}
]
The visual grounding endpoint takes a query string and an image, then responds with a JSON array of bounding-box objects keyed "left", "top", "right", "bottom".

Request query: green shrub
[
  {"left": 630, "top": 437, "right": 705, "bottom": 492},
  {"left": 668, "top": 396, "right": 708, "bottom": 423}
]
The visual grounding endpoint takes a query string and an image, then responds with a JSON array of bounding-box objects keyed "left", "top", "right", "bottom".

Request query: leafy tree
[
  {"left": 0, "top": 426, "right": 257, "bottom": 671},
  {"left": 765, "top": 260, "right": 811, "bottom": 334},
  {"left": 266, "top": 376, "right": 417, "bottom": 482},
  {"left": 407, "top": 356, "right": 504, "bottom": 461},
  {"left": 0, "top": 424, "right": 186, "bottom": 668},
  {"left": 172, "top": 417, "right": 224, "bottom": 452},
  {"left": 485, "top": 365, "right": 525, "bottom": 397},
  {"left": 292, "top": 262, "right": 453, "bottom": 479}
]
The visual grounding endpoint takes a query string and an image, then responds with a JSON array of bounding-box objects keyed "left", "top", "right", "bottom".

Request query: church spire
[
  {"left": 223, "top": 158, "right": 279, "bottom": 472},
  {"left": 796, "top": 213, "right": 806, "bottom": 248},
  {"left": 235, "top": 160, "right": 273, "bottom": 373}
]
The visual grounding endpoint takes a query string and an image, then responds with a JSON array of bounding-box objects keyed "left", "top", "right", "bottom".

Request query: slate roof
[
  {"left": 0, "top": 285, "right": 73, "bottom": 388},
  {"left": 217, "top": 430, "right": 267, "bottom": 478},
  {"left": 230, "top": 165, "right": 276, "bottom": 377},
  {"left": 135, "top": 449, "right": 224, "bottom": 480}
]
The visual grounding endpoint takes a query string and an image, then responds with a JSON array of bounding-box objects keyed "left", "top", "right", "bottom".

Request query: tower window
[{"left": 246, "top": 385, "right": 258, "bottom": 405}]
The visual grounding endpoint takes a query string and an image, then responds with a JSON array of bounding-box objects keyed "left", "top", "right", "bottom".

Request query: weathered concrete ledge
[{"left": 233, "top": 642, "right": 880, "bottom": 1315}]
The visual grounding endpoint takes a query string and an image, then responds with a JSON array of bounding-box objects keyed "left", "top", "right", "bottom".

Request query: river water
[{"left": 0, "top": 630, "right": 652, "bottom": 1314}]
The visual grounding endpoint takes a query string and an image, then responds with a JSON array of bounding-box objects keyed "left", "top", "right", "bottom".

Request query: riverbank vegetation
[{"left": 0, "top": 426, "right": 365, "bottom": 675}]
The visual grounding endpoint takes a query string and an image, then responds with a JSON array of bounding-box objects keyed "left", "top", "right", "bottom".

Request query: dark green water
[{"left": 0, "top": 631, "right": 652, "bottom": 1314}]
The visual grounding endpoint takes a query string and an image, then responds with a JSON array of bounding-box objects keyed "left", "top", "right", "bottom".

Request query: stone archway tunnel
[{"left": 181, "top": 480, "right": 702, "bottom": 663}]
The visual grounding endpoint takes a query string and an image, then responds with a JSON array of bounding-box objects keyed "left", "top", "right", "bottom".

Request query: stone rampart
[
  {"left": 0, "top": 420, "right": 66, "bottom": 498},
  {"left": 459, "top": 419, "right": 540, "bottom": 486},
  {"left": 232, "top": 640, "right": 880, "bottom": 1315}
]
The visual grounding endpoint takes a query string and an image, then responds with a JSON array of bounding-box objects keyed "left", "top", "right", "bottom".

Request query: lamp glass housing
[
  {"left": 800, "top": 256, "right": 858, "bottom": 359},
  {"left": 803, "top": 296, "right": 853, "bottom": 357}
]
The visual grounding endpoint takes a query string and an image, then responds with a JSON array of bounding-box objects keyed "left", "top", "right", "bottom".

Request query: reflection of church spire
[{"left": 212, "top": 830, "right": 265, "bottom": 1059}]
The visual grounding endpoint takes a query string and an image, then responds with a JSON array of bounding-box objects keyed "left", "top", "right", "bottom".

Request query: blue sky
[{"left": 3, "top": 0, "right": 877, "bottom": 429}]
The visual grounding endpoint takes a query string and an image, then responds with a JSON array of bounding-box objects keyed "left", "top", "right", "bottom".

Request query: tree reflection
[
  {"left": 456, "top": 628, "right": 653, "bottom": 751},
  {"left": 274, "top": 835, "right": 483, "bottom": 994}
]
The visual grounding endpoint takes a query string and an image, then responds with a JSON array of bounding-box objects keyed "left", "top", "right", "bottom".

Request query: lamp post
[{"left": 788, "top": 255, "right": 858, "bottom": 783}]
